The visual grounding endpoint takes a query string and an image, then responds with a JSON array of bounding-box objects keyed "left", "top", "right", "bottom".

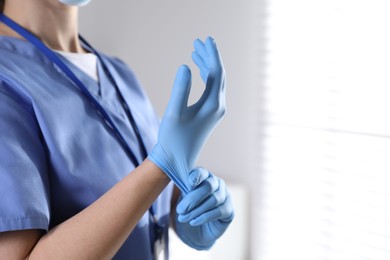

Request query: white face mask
[{"left": 58, "top": 0, "right": 93, "bottom": 7}]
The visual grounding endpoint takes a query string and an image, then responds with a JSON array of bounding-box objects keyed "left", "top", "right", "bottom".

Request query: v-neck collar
[
  {"left": 80, "top": 40, "right": 119, "bottom": 102},
  {"left": 57, "top": 53, "right": 102, "bottom": 97}
]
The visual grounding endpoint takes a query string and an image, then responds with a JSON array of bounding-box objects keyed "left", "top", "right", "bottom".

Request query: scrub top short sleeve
[{"left": 0, "top": 86, "right": 50, "bottom": 232}]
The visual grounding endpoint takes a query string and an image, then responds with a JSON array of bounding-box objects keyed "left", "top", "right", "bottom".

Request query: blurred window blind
[{"left": 258, "top": 1, "right": 390, "bottom": 260}]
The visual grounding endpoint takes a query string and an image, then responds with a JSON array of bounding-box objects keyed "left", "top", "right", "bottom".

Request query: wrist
[
  {"left": 148, "top": 143, "right": 189, "bottom": 193},
  {"left": 143, "top": 158, "right": 170, "bottom": 182}
]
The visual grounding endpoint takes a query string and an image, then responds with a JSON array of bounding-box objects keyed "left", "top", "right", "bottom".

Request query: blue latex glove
[
  {"left": 148, "top": 37, "right": 226, "bottom": 193},
  {"left": 175, "top": 168, "right": 234, "bottom": 250}
]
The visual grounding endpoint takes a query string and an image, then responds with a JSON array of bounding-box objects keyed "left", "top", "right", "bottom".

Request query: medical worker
[{"left": 0, "top": 0, "right": 234, "bottom": 259}]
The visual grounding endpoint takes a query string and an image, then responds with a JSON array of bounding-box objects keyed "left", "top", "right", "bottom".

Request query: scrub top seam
[
  {"left": 0, "top": 215, "right": 47, "bottom": 223},
  {"left": 0, "top": 87, "right": 36, "bottom": 117},
  {"left": 0, "top": 40, "right": 80, "bottom": 88},
  {"left": 0, "top": 45, "right": 54, "bottom": 66},
  {"left": 0, "top": 216, "right": 49, "bottom": 232}
]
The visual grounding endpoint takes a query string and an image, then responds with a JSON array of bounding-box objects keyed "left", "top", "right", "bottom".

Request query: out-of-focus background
[{"left": 80, "top": 1, "right": 390, "bottom": 259}]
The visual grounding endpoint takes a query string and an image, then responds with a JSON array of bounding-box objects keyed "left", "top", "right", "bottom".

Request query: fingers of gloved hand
[
  {"left": 200, "top": 69, "right": 209, "bottom": 83},
  {"left": 205, "top": 36, "right": 225, "bottom": 92},
  {"left": 176, "top": 173, "right": 219, "bottom": 216},
  {"left": 188, "top": 193, "right": 234, "bottom": 226},
  {"left": 192, "top": 51, "right": 208, "bottom": 83},
  {"left": 193, "top": 38, "right": 208, "bottom": 59},
  {"left": 205, "top": 36, "right": 223, "bottom": 72},
  {"left": 188, "top": 167, "right": 210, "bottom": 188},
  {"left": 165, "top": 65, "right": 192, "bottom": 116},
  {"left": 197, "top": 37, "right": 226, "bottom": 119},
  {"left": 178, "top": 178, "right": 227, "bottom": 223},
  {"left": 192, "top": 51, "right": 207, "bottom": 70}
]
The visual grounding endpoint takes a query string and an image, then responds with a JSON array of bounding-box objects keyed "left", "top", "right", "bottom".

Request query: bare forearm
[{"left": 29, "top": 159, "right": 170, "bottom": 260}]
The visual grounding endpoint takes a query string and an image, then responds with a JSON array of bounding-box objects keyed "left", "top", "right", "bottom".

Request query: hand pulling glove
[
  {"left": 175, "top": 168, "right": 234, "bottom": 250},
  {"left": 148, "top": 37, "right": 226, "bottom": 193}
]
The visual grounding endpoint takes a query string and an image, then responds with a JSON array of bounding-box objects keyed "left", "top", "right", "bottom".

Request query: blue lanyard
[{"left": 0, "top": 13, "right": 162, "bottom": 234}]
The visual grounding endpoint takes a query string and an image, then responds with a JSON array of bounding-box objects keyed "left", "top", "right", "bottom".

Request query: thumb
[{"left": 165, "top": 65, "right": 192, "bottom": 116}]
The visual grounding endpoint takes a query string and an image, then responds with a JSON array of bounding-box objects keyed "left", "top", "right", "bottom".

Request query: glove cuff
[{"left": 148, "top": 143, "right": 189, "bottom": 193}]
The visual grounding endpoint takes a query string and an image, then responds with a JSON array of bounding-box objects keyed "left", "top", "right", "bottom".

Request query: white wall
[{"left": 79, "top": 1, "right": 260, "bottom": 259}]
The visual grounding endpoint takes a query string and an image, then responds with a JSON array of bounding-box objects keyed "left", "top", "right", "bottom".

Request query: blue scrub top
[{"left": 0, "top": 36, "right": 173, "bottom": 259}]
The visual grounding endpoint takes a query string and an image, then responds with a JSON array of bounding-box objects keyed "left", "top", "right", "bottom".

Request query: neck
[{"left": 0, "top": 0, "right": 86, "bottom": 53}]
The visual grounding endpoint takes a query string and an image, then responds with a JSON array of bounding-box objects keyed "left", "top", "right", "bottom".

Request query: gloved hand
[
  {"left": 148, "top": 37, "right": 226, "bottom": 193},
  {"left": 175, "top": 168, "right": 234, "bottom": 250}
]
